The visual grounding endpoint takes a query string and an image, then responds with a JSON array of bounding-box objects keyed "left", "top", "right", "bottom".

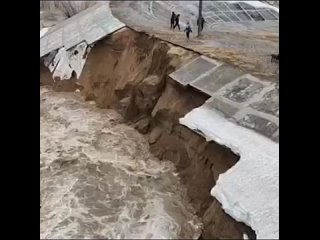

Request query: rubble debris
[{"left": 43, "top": 42, "right": 90, "bottom": 81}]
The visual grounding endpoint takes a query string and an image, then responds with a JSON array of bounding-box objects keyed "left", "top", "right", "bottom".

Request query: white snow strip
[{"left": 180, "top": 105, "right": 279, "bottom": 239}]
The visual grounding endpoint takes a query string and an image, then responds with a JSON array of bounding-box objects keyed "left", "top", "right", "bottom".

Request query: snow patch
[{"left": 180, "top": 105, "right": 279, "bottom": 239}]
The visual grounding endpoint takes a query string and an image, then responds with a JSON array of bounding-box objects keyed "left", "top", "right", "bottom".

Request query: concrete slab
[
  {"left": 64, "top": 34, "right": 82, "bottom": 50},
  {"left": 222, "top": 78, "right": 264, "bottom": 103},
  {"left": 169, "top": 55, "right": 278, "bottom": 142},
  {"left": 49, "top": 42, "right": 90, "bottom": 81},
  {"left": 238, "top": 114, "right": 278, "bottom": 138},
  {"left": 40, "top": 2, "right": 125, "bottom": 57},
  {"left": 52, "top": 48, "right": 73, "bottom": 80},
  {"left": 47, "top": 31, "right": 63, "bottom": 51},
  {"left": 191, "top": 64, "right": 245, "bottom": 96},
  {"left": 250, "top": 88, "right": 279, "bottom": 117},
  {"left": 83, "top": 26, "right": 106, "bottom": 45},
  {"left": 205, "top": 97, "right": 239, "bottom": 119},
  {"left": 40, "top": 37, "right": 48, "bottom": 57},
  {"left": 68, "top": 42, "right": 89, "bottom": 79},
  {"left": 169, "top": 57, "right": 217, "bottom": 86}
]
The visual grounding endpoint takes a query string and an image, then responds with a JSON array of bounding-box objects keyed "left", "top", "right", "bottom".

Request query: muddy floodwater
[{"left": 40, "top": 87, "right": 202, "bottom": 239}]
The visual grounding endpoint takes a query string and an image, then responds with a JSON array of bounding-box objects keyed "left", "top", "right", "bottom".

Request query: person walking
[
  {"left": 184, "top": 22, "right": 192, "bottom": 41},
  {"left": 170, "top": 11, "right": 176, "bottom": 29},
  {"left": 173, "top": 14, "right": 181, "bottom": 31}
]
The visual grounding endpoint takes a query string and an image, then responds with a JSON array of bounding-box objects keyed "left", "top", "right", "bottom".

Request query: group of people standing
[
  {"left": 170, "top": 11, "right": 181, "bottom": 30},
  {"left": 170, "top": 11, "right": 205, "bottom": 41}
]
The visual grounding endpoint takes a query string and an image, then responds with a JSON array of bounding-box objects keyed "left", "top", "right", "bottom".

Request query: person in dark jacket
[
  {"left": 170, "top": 11, "right": 176, "bottom": 29},
  {"left": 201, "top": 17, "right": 205, "bottom": 30},
  {"left": 197, "top": 16, "right": 205, "bottom": 31},
  {"left": 173, "top": 14, "right": 181, "bottom": 31},
  {"left": 184, "top": 22, "right": 192, "bottom": 40}
]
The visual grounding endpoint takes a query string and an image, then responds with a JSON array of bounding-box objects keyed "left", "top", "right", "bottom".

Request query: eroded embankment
[{"left": 40, "top": 27, "right": 255, "bottom": 239}]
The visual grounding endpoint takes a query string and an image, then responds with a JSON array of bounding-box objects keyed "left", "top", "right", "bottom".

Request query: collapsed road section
[{"left": 40, "top": 1, "right": 279, "bottom": 239}]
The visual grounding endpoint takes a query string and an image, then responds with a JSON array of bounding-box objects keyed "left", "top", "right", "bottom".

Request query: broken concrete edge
[
  {"left": 123, "top": 26, "right": 275, "bottom": 81},
  {"left": 40, "top": 1, "right": 126, "bottom": 58},
  {"left": 168, "top": 54, "right": 279, "bottom": 142},
  {"left": 42, "top": 43, "right": 89, "bottom": 81},
  {"left": 54, "top": 43, "right": 89, "bottom": 80},
  {"left": 41, "top": 25, "right": 127, "bottom": 59},
  {"left": 40, "top": 25, "right": 126, "bottom": 58},
  {"left": 41, "top": 26, "right": 128, "bottom": 82},
  {"left": 84, "top": 25, "right": 127, "bottom": 47},
  {"left": 125, "top": 26, "right": 207, "bottom": 60},
  {"left": 127, "top": 23, "right": 274, "bottom": 86},
  {"left": 180, "top": 106, "right": 279, "bottom": 239}
]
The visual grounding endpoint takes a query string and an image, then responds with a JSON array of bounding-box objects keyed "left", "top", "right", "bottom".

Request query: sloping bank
[{"left": 40, "top": 27, "right": 257, "bottom": 239}]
